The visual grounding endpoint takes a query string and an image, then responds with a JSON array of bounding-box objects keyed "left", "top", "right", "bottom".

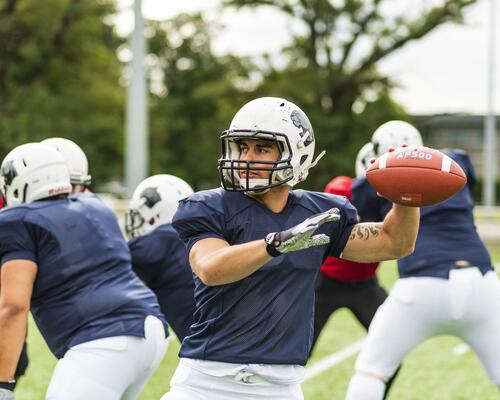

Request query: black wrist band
[
  {"left": 0, "top": 380, "right": 15, "bottom": 391},
  {"left": 264, "top": 234, "right": 282, "bottom": 257}
]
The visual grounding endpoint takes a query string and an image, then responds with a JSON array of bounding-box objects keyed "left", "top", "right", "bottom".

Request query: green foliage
[
  {"left": 224, "top": 0, "right": 477, "bottom": 189},
  {"left": 146, "top": 13, "right": 255, "bottom": 189},
  {"left": 0, "top": 0, "right": 124, "bottom": 185}
]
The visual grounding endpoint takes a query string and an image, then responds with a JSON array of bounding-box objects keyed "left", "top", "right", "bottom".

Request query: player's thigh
[
  {"left": 46, "top": 356, "right": 122, "bottom": 400},
  {"left": 355, "top": 279, "right": 434, "bottom": 379},
  {"left": 461, "top": 272, "right": 500, "bottom": 385},
  {"left": 122, "top": 316, "right": 169, "bottom": 400},
  {"left": 47, "top": 334, "right": 156, "bottom": 399}
]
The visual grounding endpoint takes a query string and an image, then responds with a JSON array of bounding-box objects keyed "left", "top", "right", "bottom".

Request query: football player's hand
[
  {"left": 265, "top": 208, "right": 341, "bottom": 256},
  {"left": 0, "top": 388, "right": 14, "bottom": 400}
]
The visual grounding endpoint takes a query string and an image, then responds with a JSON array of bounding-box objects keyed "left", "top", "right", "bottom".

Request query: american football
[{"left": 366, "top": 146, "right": 467, "bottom": 207}]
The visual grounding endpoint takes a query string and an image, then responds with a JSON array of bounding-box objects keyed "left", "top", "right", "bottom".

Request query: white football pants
[
  {"left": 46, "top": 315, "right": 168, "bottom": 400},
  {"left": 348, "top": 268, "right": 500, "bottom": 399},
  {"left": 161, "top": 360, "right": 304, "bottom": 400}
]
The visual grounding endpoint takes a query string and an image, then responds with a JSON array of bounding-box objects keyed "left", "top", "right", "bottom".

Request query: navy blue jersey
[
  {"left": 0, "top": 193, "right": 166, "bottom": 359},
  {"left": 129, "top": 224, "right": 195, "bottom": 342},
  {"left": 172, "top": 188, "right": 358, "bottom": 365},
  {"left": 352, "top": 149, "right": 492, "bottom": 279}
]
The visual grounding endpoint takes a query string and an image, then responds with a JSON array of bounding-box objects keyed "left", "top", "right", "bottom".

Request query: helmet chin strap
[{"left": 307, "top": 150, "right": 326, "bottom": 172}]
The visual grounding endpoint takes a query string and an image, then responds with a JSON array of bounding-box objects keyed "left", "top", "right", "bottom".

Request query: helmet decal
[
  {"left": 290, "top": 110, "right": 314, "bottom": 146},
  {"left": 140, "top": 187, "right": 162, "bottom": 208},
  {"left": 1, "top": 160, "right": 17, "bottom": 186}
]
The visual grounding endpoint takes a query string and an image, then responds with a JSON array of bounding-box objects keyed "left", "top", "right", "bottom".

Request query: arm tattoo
[{"left": 349, "top": 224, "right": 381, "bottom": 241}]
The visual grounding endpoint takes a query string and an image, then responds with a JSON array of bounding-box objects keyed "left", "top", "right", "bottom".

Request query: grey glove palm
[{"left": 265, "top": 208, "right": 341, "bottom": 256}]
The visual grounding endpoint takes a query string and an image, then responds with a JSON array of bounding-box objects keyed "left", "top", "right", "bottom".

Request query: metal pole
[
  {"left": 125, "top": 0, "right": 148, "bottom": 197},
  {"left": 483, "top": 0, "right": 497, "bottom": 209}
]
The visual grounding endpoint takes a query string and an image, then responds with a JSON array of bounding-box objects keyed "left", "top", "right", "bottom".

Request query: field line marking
[{"left": 304, "top": 339, "right": 365, "bottom": 382}]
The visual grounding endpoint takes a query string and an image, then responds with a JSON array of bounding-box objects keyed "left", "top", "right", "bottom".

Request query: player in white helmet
[
  {"left": 41, "top": 137, "right": 91, "bottom": 193},
  {"left": 161, "top": 97, "right": 420, "bottom": 400},
  {"left": 371, "top": 120, "right": 423, "bottom": 157},
  {"left": 0, "top": 143, "right": 167, "bottom": 400},
  {"left": 355, "top": 142, "right": 376, "bottom": 178},
  {"left": 126, "top": 175, "right": 196, "bottom": 343},
  {"left": 346, "top": 122, "right": 500, "bottom": 399}
]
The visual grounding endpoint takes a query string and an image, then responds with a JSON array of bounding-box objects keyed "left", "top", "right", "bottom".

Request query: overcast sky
[{"left": 115, "top": 0, "right": 499, "bottom": 116}]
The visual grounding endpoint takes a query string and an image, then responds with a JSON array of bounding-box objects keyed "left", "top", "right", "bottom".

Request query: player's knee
[{"left": 345, "top": 372, "right": 386, "bottom": 400}]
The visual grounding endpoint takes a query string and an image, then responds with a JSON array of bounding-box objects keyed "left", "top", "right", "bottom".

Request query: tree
[
  {"left": 0, "top": 0, "right": 124, "bottom": 185},
  {"left": 146, "top": 13, "right": 254, "bottom": 189},
  {"left": 223, "top": 0, "right": 477, "bottom": 186}
]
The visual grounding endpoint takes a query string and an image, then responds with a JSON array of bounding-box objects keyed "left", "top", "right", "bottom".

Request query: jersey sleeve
[
  {"left": 325, "top": 199, "right": 359, "bottom": 259},
  {"left": 129, "top": 234, "right": 170, "bottom": 285},
  {"left": 172, "top": 197, "right": 227, "bottom": 254},
  {"left": 0, "top": 217, "right": 38, "bottom": 265}
]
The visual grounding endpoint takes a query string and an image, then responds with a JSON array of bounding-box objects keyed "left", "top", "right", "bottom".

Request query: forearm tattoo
[{"left": 349, "top": 224, "right": 381, "bottom": 241}]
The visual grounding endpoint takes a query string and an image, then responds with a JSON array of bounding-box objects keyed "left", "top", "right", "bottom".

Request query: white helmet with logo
[
  {"left": 218, "top": 97, "right": 325, "bottom": 192},
  {"left": 0, "top": 143, "right": 71, "bottom": 206},
  {"left": 355, "top": 142, "right": 375, "bottom": 178},
  {"left": 41, "top": 137, "right": 91, "bottom": 191},
  {"left": 126, "top": 174, "right": 194, "bottom": 238},
  {"left": 371, "top": 120, "right": 423, "bottom": 157}
]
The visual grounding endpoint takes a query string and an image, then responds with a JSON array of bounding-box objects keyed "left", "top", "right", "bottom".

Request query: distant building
[{"left": 412, "top": 114, "right": 500, "bottom": 178}]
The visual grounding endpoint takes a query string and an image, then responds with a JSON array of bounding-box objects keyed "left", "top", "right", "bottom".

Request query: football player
[
  {"left": 161, "top": 97, "right": 420, "bottom": 400},
  {"left": 41, "top": 137, "right": 91, "bottom": 193},
  {"left": 345, "top": 121, "right": 500, "bottom": 399},
  {"left": 126, "top": 174, "right": 196, "bottom": 343},
  {"left": 0, "top": 143, "right": 168, "bottom": 400}
]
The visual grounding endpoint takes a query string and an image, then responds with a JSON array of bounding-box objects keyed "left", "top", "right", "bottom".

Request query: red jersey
[{"left": 320, "top": 176, "right": 379, "bottom": 281}]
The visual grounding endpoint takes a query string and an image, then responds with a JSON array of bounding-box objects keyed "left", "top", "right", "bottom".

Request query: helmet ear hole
[{"left": 299, "top": 155, "right": 308, "bottom": 165}]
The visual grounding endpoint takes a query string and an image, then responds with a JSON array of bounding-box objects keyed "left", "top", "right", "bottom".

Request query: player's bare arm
[
  {"left": 190, "top": 208, "right": 340, "bottom": 286},
  {"left": 342, "top": 204, "right": 419, "bottom": 263},
  {"left": 189, "top": 237, "right": 273, "bottom": 286},
  {"left": 0, "top": 260, "right": 36, "bottom": 380}
]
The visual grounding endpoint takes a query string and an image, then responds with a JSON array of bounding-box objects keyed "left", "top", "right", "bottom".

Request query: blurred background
[
  {"left": 3, "top": 1, "right": 500, "bottom": 398},
  {"left": 1, "top": 0, "right": 498, "bottom": 202}
]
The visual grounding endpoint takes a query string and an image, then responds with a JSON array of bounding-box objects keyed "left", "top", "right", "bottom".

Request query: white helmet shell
[
  {"left": 41, "top": 137, "right": 91, "bottom": 189},
  {"left": 126, "top": 174, "right": 194, "bottom": 238},
  {"left": 355, "top": 142, "right": 375, "bottom": 178},
  {"left": 0, "top": 143, "right": 71, "bottom": 206},
  {"left": 371, "top": 120, "right": 423, "bottom": 156},
  {"left": 218, "top": 97, "right": 325, "bottom": 192}
]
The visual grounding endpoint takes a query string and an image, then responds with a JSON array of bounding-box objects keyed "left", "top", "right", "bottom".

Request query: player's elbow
[
  {"left": 196, "top": 267, "right": 223, "bottom": 286},
  {"left": 392, "top": 241, "right": 415, "bottom": 259},
  {"left": 0, "top": 302, "right": 29, "bottom": 320}
]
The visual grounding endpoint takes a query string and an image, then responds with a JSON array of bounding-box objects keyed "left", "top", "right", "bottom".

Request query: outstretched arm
[
  {"left": 0, "top": 260, "right": 36, "bottom": 381},
  {"left": 342, "top": 204, "right": 419, "bottom": 262}
]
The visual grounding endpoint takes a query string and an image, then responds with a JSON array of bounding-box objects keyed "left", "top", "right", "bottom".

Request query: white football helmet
[
  {"left": 355, "top": 142, "right": 375, "bottom": 178},
  {"left": 0, "top": 143, "right": 71, "bottom": 206},
  {"left": 218, "top": 97, "right": 325, "bottom": 192},
  {"left": 125, "top": 174, "right": 194, "bottom": 238},
  {"left": 41, "top": 137, "right": 91, "bottom": 191},
  {"left": 371, "top": 120, "right": 423, "bottom": 157}
]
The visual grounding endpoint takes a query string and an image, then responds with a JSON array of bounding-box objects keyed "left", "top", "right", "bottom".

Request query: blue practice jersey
[
  {"left": 352, "top": 149, "right": 492, "bottom": 279},
  {"left": 172, "top": 188, "right": 358, "bottom": 365},
  {"left": 0, "top": 193, "right": 166, "bottom": 359},
  {"left": 129, "top": 224, "right": 195, "bottom": 342}
]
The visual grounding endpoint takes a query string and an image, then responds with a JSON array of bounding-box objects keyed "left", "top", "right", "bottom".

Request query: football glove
[{"left": 265, "top": 208, "right": 341, "bottom": 257}]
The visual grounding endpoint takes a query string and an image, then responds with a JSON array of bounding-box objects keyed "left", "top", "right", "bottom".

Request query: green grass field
[{"left": 15, "top": 243, "right": 500, "bottom": 399}]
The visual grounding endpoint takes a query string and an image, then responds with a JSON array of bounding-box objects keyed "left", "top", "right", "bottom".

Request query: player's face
[{"left": 238, "top": 139, "right": 280, "bottom": 181}]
